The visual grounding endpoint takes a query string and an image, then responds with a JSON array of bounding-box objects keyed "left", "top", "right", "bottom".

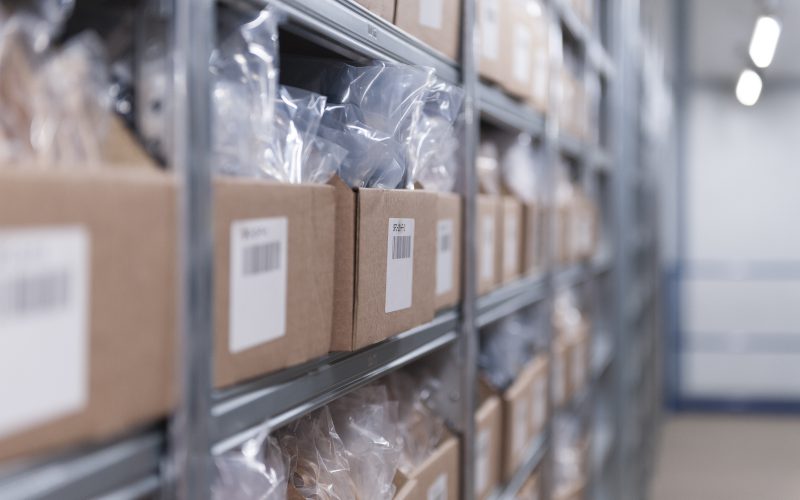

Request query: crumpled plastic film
[
  {"left": 211, "top": 7, "right": 280, "bottom": 178},
  {"left": 213, "top": 431, "right": 289, "bottom": 500},
  {"left": 479, "top": 313, "right": 535, "bottom": 391},
  {"left": 385, "top": 370, "right": 446, "bottom": 475},
  {"left": 501, "top": 134, "right": 540, "bottom": 203}
]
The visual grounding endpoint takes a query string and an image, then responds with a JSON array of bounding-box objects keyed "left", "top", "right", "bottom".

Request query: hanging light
[
  {"left": 735, "top": 69, "right": 763, "bottom": 106},
  {"left": 749, "top": 15, "right": 781, "bottom": 68}
]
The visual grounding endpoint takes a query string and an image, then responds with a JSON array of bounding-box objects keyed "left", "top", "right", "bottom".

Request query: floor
[{"left": 650, "top": 413, "right": 800, "bottom": 500}]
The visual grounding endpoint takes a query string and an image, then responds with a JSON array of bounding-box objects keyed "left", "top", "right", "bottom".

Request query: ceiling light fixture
[
  {"left": 735, "top": 69, "right": 763, "bottom": 106},
  {"left": 749, "top": 15, "right": 781, "bottom": 68}
]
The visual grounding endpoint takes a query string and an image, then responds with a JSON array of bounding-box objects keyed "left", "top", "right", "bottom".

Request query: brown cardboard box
[
  {"left": 477, "top": 0, "right": 510, "bottom": 84},
  {"left": 499, "top": 196, "right": 524, "bottom": 285},
  {"left": 353, "top": 0, "right": 396, "bottom": 21},
  {"left": 515, "top": 470, "right": 542, "bottom": 500},
  {"left": 527, "top": 356, "right": 549, "bottom": 440},
  {"left": 394, "top": 0, "right": 462, "bottom": 60},
  {"left": 476, "top": 195, "right": 501, "bottom": 296},
  {"left": 522, "top": 201, "right": 542, "bottom": 275},
  {"left": 212, "top": 178, "right": 335, "bottom": 388},
  {"left": 501, "top": 358, "right": 541, "bottom": 480},
  {"left": 394, "top": 433, "right": 460, "bottom": 500},
  {"left": 503, "top": 0, "right": 535, "bottom": 99},
  {"left": 331, "top": 178, "right": 436, "bottom": 351},
  {"left": 435, "top": 192, "right": 462, "bottom": 311},
  {"left": 475, "top": 388, "right": 503, "bottom": 500},
  {"left": 0, "top": 168, "right": 176, "bottom": 462}
]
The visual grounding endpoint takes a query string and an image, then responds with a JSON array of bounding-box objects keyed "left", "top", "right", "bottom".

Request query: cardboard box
[
  {"left": 527, "top": 356, "right": 549, "bottom": 440},
  {"left": 501, "top": 358, "right": 542, "bottom": 480},
  {"left": 395, "top": 433, "right": 460, "bottom": 500},
  {"left": 0, "top": 168, "right": 176, "bottom": 462},
  {"left": 435, "top": 192, "right": 462, "bottom": 311},
  {"left": 551, "top": 338, "right": 569, "bottom": 408},
  {"left": 477, "top": 0, "right": 509, "bottom": 84},
  {"left": 503, "top": 0, "right": 535, "bottom": 99},
  {"left": 353, "top": 0, "right": 396, "bottom": 21},
  {"left": 212, "top": 178, "right": 336, "bottom": 388},
  {"left": 526, "top": 0, "right": 550, "bottom": 114},
  {"left": 522, "top": 201, "right": 542, "bottom": 276},
  {"left": 499, "top": 196, "right": 524, "bottom": 285},
  {"left": 515, "top": 470, "right": 542, "bottom": 500},
  {"left": 394, "top": 0, "right": 462, "bottom": 60},
  {"left": 476, "top": 195, "right": 501, "bottom": 295},
  {"left": 331, "top": 177, "right": 436, "bottom": 351},
  {"left": 475, "top": 388, "right": 503, "bottom": 500}
]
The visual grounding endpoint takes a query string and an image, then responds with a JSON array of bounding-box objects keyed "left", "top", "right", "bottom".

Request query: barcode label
[
  {"left": 391, "top": 235, "right": 412, "bottom": 260},
  {"left": 0, "top": 227, "right": 89, "bottom": 439},
  {"left": 229, "top": 217, "right": 287, "bottom": 353},
  {"left": 475, "top": 428, "right": 491, "bottom": 494},
  {"left": 504, "top": 210, "right": 519, "bottom": 274},
  {"left": 436, "top": 219, "right": 454, "bottom": 296},
  {"left": 427, "top": 473, "right": 448, "bottom": 500},
  {"left": 419, "top": 0, "right": 443, "bottom": 29},
  {"left": 242, "top": 241, "right": 281, "bottom": 275},
  {"left": 480, "top": 214, "right": 495, "bottom": 281},
  {"left": 385, "top": 218, "right": 415, "bottom": 313}
]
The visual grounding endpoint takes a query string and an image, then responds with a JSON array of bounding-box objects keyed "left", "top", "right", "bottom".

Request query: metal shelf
[
  {"left": 479, "top": 82, "right": 547, "bottom": 136},
  {"left": 554, "top": 0, "right": 590, "bottom": 45},
  {"left": 487, "top": 432, "right": 549, "bottom": 500},
  {"left": 588, "top": 41, "right": 616, "bottom": 79},
  {"left": 211, "top": 310, "right": 459, "bottom": 454},
  {"left": 243, "top": 0, "right": 460, "bottom": 83},
  {"left": 476, "top": 275, "right": 549, "bottom": 328},
  {"left": 0, "top": 431, "right": 163, "bottom": 500},
  {"left": 555, "top": 264, "right": 589, "bottom": 290}
]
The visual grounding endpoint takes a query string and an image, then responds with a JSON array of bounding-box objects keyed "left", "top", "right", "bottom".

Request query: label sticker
[
  {"left": 476, "top": 428, "right": 491, "bottom": 494},
  {"left": 504, "top": 210, "right": 519, "bottom": 274},
  {"left": 436, "top": 219, "right": 454, "bottom": 296},
  {"left": 512, "top": 25, "right": 532, "bottom": 83},
  {"left": 386, "top": 218, "right": 415, "bottom": 313},
  {"left": 229, "top": 217, "right": 288, "bottom": 353},
  {"left": 531, "top": 376, "right": 547, "bottom": 434},
  {"left": 480, "top": 214, "right": 495, "bottom": 281},
  {"left": 0, "top": 227, "right": 89, "bottom": 438},
  {"left": 427, "top": 473, "right": 448, "bottom": 500},
  {"left": 513, "top": 401, "right": 529, "bottom": 458},
  {"left": 480, "top": 0, "right": 500, "bottom": 60},
  {"left": 419, "top": 0, "right": 444, "bottom": 29}
]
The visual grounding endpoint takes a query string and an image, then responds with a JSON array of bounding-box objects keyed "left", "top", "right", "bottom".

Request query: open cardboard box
[
  {"left": 476, "top": 383, "right": 503, "bottom": 500},
  {"left": 0, "top": 122, "right": 177, "bottom": 462},
  {"left": 331, "top": 177, "right": 436, "bottom": 351},
  {"left": 394, "top": 431, "right": 461, "bottom": 500},
  {"left": 212, "top": 178, "right": 336, "bottom": 388},
  {"left": 434, "top": 192, "right": 462, "bottom": 311},
  {"left": 394, "top": 0, "right": 462, "bottom": 60}
]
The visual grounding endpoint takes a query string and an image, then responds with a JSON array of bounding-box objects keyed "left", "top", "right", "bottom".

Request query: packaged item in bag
[{"left": 213, "top": 432, "right": 290, "bottom": 500}]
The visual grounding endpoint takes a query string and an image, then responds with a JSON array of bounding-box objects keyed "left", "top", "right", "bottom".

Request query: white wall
[{"left": 681, "top": 86, "right": 800, "bottom": 400}]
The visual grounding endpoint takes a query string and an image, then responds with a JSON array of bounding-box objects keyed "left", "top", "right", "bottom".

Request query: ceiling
[{"left": 689, "top": 0, "right": 800, "bottom": 82}]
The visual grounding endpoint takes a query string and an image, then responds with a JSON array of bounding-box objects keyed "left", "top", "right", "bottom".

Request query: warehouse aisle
[{"left": 650, "top": 414, "right": 800, "bottom": 500}]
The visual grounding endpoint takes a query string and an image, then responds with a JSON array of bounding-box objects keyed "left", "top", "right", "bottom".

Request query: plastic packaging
[
  {"left": 213, "top": 432, "right": 289, "bottom": 500},
  {"left": 501, "top": 134, "right": 540, "bottom": 203},
  {"left": 479, "top": 313, "right": 535, "bottom": 390}
]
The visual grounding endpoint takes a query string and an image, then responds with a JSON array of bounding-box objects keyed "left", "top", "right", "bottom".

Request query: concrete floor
[{"left": 650, "top": 414, "right": 800, "bottom": 500}]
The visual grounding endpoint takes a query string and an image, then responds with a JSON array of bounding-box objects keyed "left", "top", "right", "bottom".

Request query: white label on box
[
  {"left": 503, "top": 210, "right": 519, "bottom": 274},
  {"left": 476, "top": 428, "right": 491, "bottom": 494},
  {"left": 420, "top": 0, "right": 444, "bottom": 29},
  {"left": 531, "top": 376, "right": 547, "bottom": 433},
  {"left": 553, "top": 352, "right": 566, "bottom": 404},
  {"left": 229, "top": 217, "right": 288, "bottom": 353},
  {"left": 513, "top": 401, "right": 529, "bottom": 458},
  {"left": 512, "top": 25, "right": 532, "bottom": 83},
  {"left": 572, "top": 340, "right": 587, "bottom": 390},
  {"left": 0, "top": 227, "right": 89, "bottom": 438},
  {"left": 386, "top": 218, "right": 415, "bottom": 313},
  {"left": 480, "top": 0, "right": 500, "bottom": 60},
  {"left": 427, "top": 473, "right": 448, "bottom": 500},
  {"left": 436, "top": 219, "right": 454, "bottom": 296},
  {"left": 480, "top": 214, "right": 495, "bottom": 281}
]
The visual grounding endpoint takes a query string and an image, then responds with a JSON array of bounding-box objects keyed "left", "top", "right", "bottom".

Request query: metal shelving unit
[{"left": 0, "top": 0, "right": 670, "bottom": 497}]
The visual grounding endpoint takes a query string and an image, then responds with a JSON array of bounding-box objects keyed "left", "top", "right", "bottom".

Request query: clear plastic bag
[
  {"left": 213, "top": 432, "right": 289, "bottom": 500},
  {"left": 479, "top": 313, "right": 535, "bottom": 390},
  {"left": 501, "top": 134, "right": 540, "bottom": 203}
]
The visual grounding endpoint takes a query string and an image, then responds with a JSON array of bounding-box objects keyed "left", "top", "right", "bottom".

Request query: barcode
[
  {"left": 0, "top": 270, "right": 70, "bottom": 316},
  {"left": 392, "top": 235, "right": 412, "bottom": 260},
  {"left": 439, "top": 232, "right": 451, "bottom": 252},
  {"left": 243, "top": 242, "right": 281, "bottom": 275}
]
